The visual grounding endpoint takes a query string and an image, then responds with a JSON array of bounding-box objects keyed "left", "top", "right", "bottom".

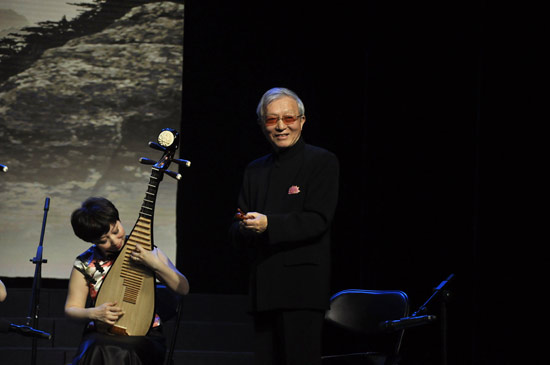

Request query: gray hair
[{"left": 256, "top": 87, "right": 305, "bottom": 122}]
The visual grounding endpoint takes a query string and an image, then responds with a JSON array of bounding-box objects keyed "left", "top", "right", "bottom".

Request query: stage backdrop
[{"left": 0, "top": 0, "right": 184, "bottom": 279}]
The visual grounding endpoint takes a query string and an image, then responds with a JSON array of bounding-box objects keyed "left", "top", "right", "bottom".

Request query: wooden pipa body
[{"left": 95, "top": 167, "right": 165, "bottom": 336}]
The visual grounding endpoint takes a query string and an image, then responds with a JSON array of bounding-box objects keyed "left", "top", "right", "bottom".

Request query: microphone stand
[
  {"left": 411, "top": 273, "right": 454, "bottom": 365},
  {"left": 26, "top": 197, "right": 50, "bottom": 365}
]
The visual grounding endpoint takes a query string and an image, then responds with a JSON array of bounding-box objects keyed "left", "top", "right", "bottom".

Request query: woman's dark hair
[{"left": 71, "top": 197, "right": 120, "bottom": 243}]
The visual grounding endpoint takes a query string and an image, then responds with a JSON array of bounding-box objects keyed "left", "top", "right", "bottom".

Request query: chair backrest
[
  {"left": 325, "top": 289, "right": 409, "bottom": 335},
  {"left": 324, "top": 289, "right": 409, "bottom": 358}
]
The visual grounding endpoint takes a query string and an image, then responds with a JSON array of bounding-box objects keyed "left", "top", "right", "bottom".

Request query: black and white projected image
[{"left": 0, "top": 0, "right": 184, "bottom": 278}]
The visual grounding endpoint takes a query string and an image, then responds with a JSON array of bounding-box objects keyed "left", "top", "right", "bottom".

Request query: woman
[{"left": 65, "top": 197, "right": 189, "bottom": 365}]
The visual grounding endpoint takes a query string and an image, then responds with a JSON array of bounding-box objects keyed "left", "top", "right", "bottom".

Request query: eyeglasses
[{"left": 264, "top": 114, "right": 303, "bottom": 126}]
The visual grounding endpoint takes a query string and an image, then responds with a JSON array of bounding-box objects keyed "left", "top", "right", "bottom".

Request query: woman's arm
[
  {"left": 0, "top": 279, "right": 7, "bottom": 302},
  {"left": 64, "top": 267, "right": 124, "bottom": 324},
  {"left": 131, "top": 245, "right": 190, "bottom": 296}
]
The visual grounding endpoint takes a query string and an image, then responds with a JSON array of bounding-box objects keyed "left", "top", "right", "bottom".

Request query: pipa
[{"left": 94, "top": 128, "right": 190, "bottom": 336}]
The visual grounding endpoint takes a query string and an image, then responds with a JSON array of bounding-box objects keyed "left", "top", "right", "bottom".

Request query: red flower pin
[{"left": 288, "top": 185, "right": 301, "bottom": 194}]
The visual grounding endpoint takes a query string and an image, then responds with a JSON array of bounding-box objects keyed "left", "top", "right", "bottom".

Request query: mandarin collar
[{"left": 273, "top": 137, "right": 305, "bottom": 164}]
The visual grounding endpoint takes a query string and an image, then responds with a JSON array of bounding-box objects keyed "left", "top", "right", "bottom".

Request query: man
[{"left": 230, "top": 87, "right": 339, "bottom": 364}]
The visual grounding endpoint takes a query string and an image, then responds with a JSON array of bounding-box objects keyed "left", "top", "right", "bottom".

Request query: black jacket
[{"left": 230, "top": 138, "right": 339, "bottom": 312}]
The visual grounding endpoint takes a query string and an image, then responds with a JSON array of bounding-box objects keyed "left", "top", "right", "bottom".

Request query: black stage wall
[{"left": 177, "top": 1, "right": 529, "bottom": 364}]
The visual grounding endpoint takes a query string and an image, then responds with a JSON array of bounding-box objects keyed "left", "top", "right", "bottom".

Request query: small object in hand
[{"left": 235, "top": 208, "right": 251, "bottom": 221}]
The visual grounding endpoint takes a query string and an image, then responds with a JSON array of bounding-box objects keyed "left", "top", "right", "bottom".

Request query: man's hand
[{"left": 239, "top": 211, "right": 268, "bottom": 234}]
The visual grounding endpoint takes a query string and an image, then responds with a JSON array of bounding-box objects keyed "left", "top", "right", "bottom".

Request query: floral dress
[
  {"left": 73, "top": 245, "right": 162, "bottom": 328},
  {"left": 70, "top": 246, "right": 165, "bottom": 365}
]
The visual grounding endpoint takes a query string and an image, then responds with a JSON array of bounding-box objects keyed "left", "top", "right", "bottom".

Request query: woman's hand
[
  {"left": 93, "top": 301, "right": 125, "bottom": 325},
  {"left": 130, "top": 244, "right": 190, "bottom": 296},
  {"left": 130, "top": 244, "right": 162, "bottom": 271}
]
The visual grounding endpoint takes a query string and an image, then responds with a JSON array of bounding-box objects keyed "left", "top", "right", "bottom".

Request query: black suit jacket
[{"left": 230, "top": 138, "right": 339, "bottom": 312}]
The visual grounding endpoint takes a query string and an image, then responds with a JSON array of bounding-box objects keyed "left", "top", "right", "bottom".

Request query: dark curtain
[{"left": 177, "top": 1, "right": 532, "bottom": 364}]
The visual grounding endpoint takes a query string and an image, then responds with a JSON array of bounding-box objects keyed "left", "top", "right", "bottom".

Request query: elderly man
[{"left": 230, "top": 87, "right": 340, "bottom": 365}]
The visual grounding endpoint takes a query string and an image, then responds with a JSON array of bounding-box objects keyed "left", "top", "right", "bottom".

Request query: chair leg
[{"left": 164, "top": 297, "right": 184, "bottom": 365}]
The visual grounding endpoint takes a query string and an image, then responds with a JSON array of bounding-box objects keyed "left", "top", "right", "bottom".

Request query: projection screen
[{"left": 0, "top": 0, "right": 183, "bottom": 279}]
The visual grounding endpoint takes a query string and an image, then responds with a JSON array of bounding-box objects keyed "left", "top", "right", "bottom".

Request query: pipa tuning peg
[
  {"left": 139, "top": 157, "right": 155, "bottom": 165},
  {"left": 148, "top": 141, "right": 166, "bottom": 152},
  {"left": 173, "top": 158, "right": 191, "bottom": 167},
  {"left": 164, "top": 170, "right": 182, "bottom": 180}
]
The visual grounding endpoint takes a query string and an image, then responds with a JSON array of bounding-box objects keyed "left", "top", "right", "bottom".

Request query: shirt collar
[{"left": 274, "top": 137, "right": 305, "bottom": 163}]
